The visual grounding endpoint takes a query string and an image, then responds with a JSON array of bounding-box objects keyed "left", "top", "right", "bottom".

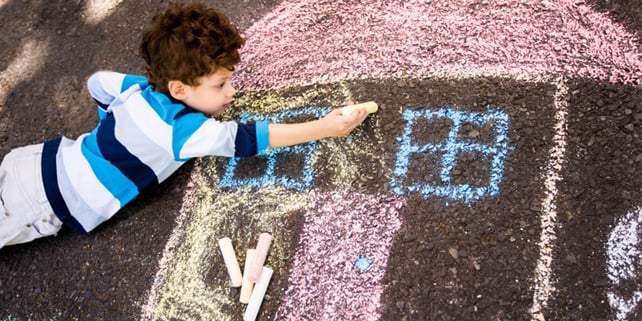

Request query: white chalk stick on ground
[
  {"left": 218, "top": 237, "right": 243, "bottom": 287},
  {"left": 240, "top": 249, "right": 256, "bottom": 304},
  {"left": 243, "top": 266, "right": 273, "bottom": 321},
  {"left": 342, "top": 101, "right": 378, "bottom": 115},
  {"left": 247, "top": 233, "right": 273, "bottom": 282}
]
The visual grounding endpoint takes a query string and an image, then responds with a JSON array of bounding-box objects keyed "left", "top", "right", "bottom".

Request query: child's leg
[{"left": 0, "top": 144, "right": 62, "bottom": 248}]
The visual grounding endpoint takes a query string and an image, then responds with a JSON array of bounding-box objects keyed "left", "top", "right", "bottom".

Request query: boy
[{"left": 0, "top": 2, "right": 368, "bottom": 249}]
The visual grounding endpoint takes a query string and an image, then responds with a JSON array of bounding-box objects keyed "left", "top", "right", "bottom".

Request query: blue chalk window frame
[
  {"left": 391, "top": 107, "right": 511, "bottom": 203},
  {"left": 220, "top": 106, "right": 330, "bottom": 192}
]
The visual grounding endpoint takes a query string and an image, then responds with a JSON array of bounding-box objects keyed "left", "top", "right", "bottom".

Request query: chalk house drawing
[
  {"left": 220, "top": 106, "right": 330, "bottom": 191},
  {"left": 607, "top": 206, "right": 642, "bottom": 321},
  {"left": 391, "top": 107, "right": 510, "bottom": 203}
]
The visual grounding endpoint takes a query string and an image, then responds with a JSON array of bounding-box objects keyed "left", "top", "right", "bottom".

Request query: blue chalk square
[
  {"left": 219, "top": 106, "right": 329, "bottom": 192},
  {"left": 391, "top": 107, "right": 511, "bottom": 203}
]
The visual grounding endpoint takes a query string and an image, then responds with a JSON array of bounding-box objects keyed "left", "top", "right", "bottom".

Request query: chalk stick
[
  {"left": 218, "top": 237, "right": 243, "bottom": 287},
  {"left": 342, "top": 101, "right": 378, "bottom": 115},
  {"left": 247, "top": 233, "right": 273, "bottom": 283},
  {"left": 243, "top": 266, "right": 273, "bottom": 321},
  {"left": 240, "top": 249, "right": 256, "bottom": 304}
]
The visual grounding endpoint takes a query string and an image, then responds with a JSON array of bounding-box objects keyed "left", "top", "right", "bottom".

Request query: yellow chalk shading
[
  {"left": 226, "top": 80, "right": 370, "bottom": 121},
  {"left": 240, "top": 249, "right": 256, "bottom": 304},
  {"left": 142, "top": 165, "right": 308, "bottom": 321}
]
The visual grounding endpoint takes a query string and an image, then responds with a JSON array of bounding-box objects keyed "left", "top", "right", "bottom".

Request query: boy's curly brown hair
[{"left": 140, "top": 2, "right": 245, "bottom": 93}]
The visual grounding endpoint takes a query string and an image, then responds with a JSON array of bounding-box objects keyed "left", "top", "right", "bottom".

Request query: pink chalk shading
[
  {"left": 235, "top": 0, "right": 642, "bottom": 89},
  {"left": 274, "top": 191, "right": 404, "bottom": 321}
]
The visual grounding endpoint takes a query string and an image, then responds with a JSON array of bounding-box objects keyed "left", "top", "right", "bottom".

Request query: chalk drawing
[
  {"left": 137, "top": 0, "right": 642, "bottom": 320},
  {"left": 274, "top": 190, "right": 404, "bottom": 320},
  {"left": 530, "top": 78, "right": 569, "bottom": 321},
  {"left": 220, "top": 107, "right": 329, "bottom": 192},
  {"left": 141, "top": 84, "right": 385, "bottom": 320},
  {"left": 607, "top": 207, "right": 642, "bottom": 321},
  {"left": 141, "top": 164, "right": 309, "bottom": 321},
  {"left": 391, "top": 107, "right": 510, "bottom": 203},
  {"left": 236, "top": 0, "right": 642, "bottom": 90}
]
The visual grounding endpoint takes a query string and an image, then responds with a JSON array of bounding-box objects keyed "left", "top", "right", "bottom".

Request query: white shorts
[{"left": 0, "top": 143, "right": 63, "bottom": 248}]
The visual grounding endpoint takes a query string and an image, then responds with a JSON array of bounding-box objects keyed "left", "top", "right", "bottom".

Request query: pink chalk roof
[{"left": 234, "top": 0, "right": 642, "bottom": 89}]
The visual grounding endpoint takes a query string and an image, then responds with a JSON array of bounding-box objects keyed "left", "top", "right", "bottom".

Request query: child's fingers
[
  {"left": 352, "top": 108, "right": 369, "bottom": 123},
  {"left": 345, "top": 109, "right": 368, "bottom": 132}
]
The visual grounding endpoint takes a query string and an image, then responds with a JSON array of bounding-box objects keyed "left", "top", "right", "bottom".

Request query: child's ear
[{"left": 168, "top": 80, "right": 188, "bottom": 100}]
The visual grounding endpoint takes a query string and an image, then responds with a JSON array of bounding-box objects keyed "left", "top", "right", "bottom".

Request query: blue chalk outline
[
  {"left": 219, "top": 106, "right": 330, "bottom": 191},
  {"left": 391, "top": 107, "right": 511, "bottom": 203}
]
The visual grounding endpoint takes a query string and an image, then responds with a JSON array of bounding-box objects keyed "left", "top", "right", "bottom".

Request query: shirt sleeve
[
  {"left": 173, "top": 112, "right": 271, "bottom": 160},
  {"left": 87, "top": 72, "right": 147, "bottom": 120},
  {"left": 233, "top": 120, "right": 270, "bottom": 156}
]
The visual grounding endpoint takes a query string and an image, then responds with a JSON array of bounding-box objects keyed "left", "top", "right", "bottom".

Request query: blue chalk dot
[{"left": 355, "top": 255, "right": 373, "bottom": 273}]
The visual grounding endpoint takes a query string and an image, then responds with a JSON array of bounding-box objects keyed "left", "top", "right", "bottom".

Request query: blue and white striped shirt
[{"left": 41, "top": 71, "right": 269, "bottom": 233}]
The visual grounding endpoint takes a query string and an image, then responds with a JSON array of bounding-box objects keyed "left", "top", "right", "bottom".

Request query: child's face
[{"left": 181, "top": 68, "right": 237, "bottom": 116}]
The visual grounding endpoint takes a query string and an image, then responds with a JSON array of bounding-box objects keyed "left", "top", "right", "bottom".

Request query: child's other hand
[{"left": 321, "top": 107, "right": 369, "bottom": 137}]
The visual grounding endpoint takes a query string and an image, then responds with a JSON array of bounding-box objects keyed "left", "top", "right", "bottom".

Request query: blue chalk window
[
  {"left": 219, "top": 107, "right": 329, "bottom": 192},
  {"left": 391, "top": 107, "right": 511, "bottom": 203}
]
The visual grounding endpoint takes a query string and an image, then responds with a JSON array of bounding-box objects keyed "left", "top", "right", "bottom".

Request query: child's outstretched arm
[{"left": 267, "top": 107, "right": 369, "bottom": 149}]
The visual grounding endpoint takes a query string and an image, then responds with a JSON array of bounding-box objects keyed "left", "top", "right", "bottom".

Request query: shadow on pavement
[{"left": 586, "top": 0, "right": 642, "bottom": 40}]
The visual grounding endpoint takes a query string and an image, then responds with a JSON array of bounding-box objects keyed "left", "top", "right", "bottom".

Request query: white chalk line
[
  {"left": 530, "top": 77, "right": 569, "bottom": 320},
  {"left": 607, "top": 206, "right": 642, "bottom": 321}
]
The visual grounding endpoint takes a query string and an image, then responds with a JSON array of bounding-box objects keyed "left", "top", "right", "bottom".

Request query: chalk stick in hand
[{"left": 342, "top": 101, "right": 378, "bottom": 115}]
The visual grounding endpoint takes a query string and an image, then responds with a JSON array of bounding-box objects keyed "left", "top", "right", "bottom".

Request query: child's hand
[
  {"left": 320, "top": 107, "right": 370, "bottom": 137},
  {"left": 267, "top": 106, "right": 370, "bottom": 149}
]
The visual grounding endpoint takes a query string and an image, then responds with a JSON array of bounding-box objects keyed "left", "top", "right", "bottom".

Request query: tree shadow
[{"left": 585, "top": 0, "right": 642, "bottom": 40}]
